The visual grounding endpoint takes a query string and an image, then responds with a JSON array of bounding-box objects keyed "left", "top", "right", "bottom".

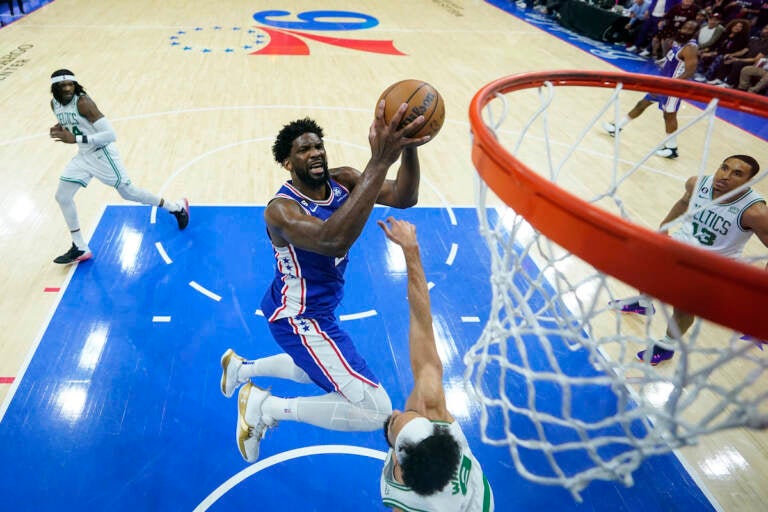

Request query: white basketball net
[{"left": 463, "top": 79, "right": 768, "bottom": 500}]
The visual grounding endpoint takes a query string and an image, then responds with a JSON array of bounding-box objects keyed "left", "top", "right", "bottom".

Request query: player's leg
[
  {"left": 89, "top": 147, "right": 190, "bottom": 229},
  {"left": 53, "top": 157, "right": 93, "bottom": 264},
  {"left": 220, "top": 350, "right": 313, "bottom": 398},
  {"left": 232, "top": 316, "right": 393, "bottom": 462},
  {"left": 655, "top": 103, "right": 680, "bottom": 158},
  {"left": 603, "top": 98, "right": 652, "bottom": 136},
  {"left": 637, "top": 307, "right": 693, "bottom": 366}
]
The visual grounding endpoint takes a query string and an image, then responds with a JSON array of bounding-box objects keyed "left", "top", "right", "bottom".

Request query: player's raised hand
[
  {"left": 368, "top": 100, "right": 429, "bottom": 167},
  {"left": 378, "top": 216, "right": 418, "bottom": 251}
]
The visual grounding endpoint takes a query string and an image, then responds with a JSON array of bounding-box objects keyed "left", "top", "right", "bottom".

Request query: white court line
[
  {"left": 461, "top": 316, "right": 481, "bottom": 323},
  {"left": 339, "top": 310, "right": 377, "bottom": 321},
  {"left": 152, "top": 316, "right": 171, "bottom": 323},
  {"left": 189, "top": 281, "right": 222, "bottom": 302},
  {"left": 154, "top": 242, "right": 172, "bottom": 264},
  {"left": 193, "top": 445, "right": 387, "bottom": 512},
  {"left": 445, "top": 243, "right": 458, "bottom": 266}
]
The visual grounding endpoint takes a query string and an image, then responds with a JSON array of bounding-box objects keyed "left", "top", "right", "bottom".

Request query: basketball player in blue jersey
[
  {"left": 220, "top": 102, "right": 430, "bottom": 463},
  {"left": 48, "top": 69, "right": 189, "bottom": 264},
  {"left": 378, "top": 217, "right": 493, "bottom": 512},
  {"left": 612, "top": 155, "right": 768, "bottom": 365},
  {"left": 603, "top": 20, "right": 700, "bottom": 159}
]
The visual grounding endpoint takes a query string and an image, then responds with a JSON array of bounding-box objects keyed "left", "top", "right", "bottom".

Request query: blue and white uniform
[
  {"left": 260, "top": 179, "right": 381, "bottom": 399},
  {"left": 645, "top": 38, "right": 697, "bottom": 113},
  {"left": 673, "top": 175, "right": 765, "bottom": 258},
  {"left": 52, "top": 94, "right": 129, "bottom": 188}
]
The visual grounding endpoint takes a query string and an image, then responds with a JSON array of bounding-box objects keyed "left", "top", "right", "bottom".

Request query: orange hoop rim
[{"left": 469, "top": 70, "right": 768, "bottom": 340}]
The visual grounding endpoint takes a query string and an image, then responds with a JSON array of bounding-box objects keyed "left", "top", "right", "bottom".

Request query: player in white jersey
[
  {"left": 603, "top": 20, "right": 699, "bottom": 159},
  {"left": 612, "top": 155, "right": 768, "bottom": 365},
  {"left": 378, "top": 218, "right": 493, "bottom": 511},
  {"left": 48, "top": 69, "right": 189, "bottom": 264},
  {"left": 220, "top": 103, "right": 430, "bottom": 464}
]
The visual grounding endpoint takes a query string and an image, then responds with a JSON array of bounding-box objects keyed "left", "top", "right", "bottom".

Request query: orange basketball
[{"left": 377, "top": 79, "right": 445, "bottom": 140}]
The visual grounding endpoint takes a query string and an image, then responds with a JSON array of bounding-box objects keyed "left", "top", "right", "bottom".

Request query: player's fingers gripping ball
[{"left": 377, "top": 79, "right": 445, "bottom": 141}]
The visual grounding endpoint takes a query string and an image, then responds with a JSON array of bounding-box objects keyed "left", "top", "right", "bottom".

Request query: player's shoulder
[
  {"left": 740, "top": 199, "right": 768, "bottom": 228},
  {"left": 685, "top": 175, "right": 701, "bottom": 188},
  {"left": 329, "top": 166, "right": 361, "bottom": 188}
]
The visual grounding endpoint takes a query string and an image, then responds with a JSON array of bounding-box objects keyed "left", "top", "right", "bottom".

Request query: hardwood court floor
[{"left": 0, "top": 1, "right": 766, "bottom": 510}]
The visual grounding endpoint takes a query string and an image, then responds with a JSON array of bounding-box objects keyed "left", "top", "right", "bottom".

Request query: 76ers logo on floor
[{"left": 250, "top": 10, "right": 405, "bottom": 55}]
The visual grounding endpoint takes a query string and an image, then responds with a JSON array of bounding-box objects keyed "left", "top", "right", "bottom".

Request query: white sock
[
  {"left": 657, "top": 335, "right": 677, "bottom": 351},
  {"left": 617, "top": 116, "right": 631, "bottom": 129},
  {"left": 665, "top": 135, "right": 677, "bottom": 149},
  {"left": 261, "top": 396, "right": 299, "bottom": 422},
  {"left": 239, "top": 353, "right": 313, "bottom": 384},
  {"left": 71, "top": 229, "right": 88, "bottom": 251},
  {"left": 160, "top": 199, "right": 181, "bottom": 213}
]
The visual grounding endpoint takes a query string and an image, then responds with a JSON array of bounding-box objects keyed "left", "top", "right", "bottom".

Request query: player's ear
[{"left": 282, "top": 159, "right": 292, "bottom": 171}]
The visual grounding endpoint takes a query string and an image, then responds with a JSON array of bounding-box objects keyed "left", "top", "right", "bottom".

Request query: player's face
[
  {"left": 56, "top": 80, "right": 76, "bottom": 104},
  {"left": 677, "top": 21, "right": 698, "bottom": 41},
  {"left": 712, "top": 158, "right": 754, "bottom": 195},
  {"left": 286, "top": 132, "right": 329, "bottom": 187}
]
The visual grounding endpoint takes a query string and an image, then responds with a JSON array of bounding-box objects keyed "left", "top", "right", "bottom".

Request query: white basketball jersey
[
  {"left": 673, "top": 175, "right": 765, "bottom": 258},
  {"left": 52, "top": 94, "right": 107, "bottom": 152},
  {"left": 380, "top": 421, "right": 494, "bottom": 512}
]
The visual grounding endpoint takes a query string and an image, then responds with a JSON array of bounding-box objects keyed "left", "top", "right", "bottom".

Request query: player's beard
[{"left": 294, "top": 161, "right": 330, "bottom": 188}]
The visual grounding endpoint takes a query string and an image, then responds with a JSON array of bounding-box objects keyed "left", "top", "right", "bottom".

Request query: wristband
[{"left": 76, "top": 134, "right": 88, "bottom": 144}]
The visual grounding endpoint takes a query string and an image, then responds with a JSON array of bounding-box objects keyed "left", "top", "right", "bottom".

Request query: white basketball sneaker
[
  {"left": 602, "top": 121, "right": 621, "bottom": 137},
  {"left": 237, "top": 382, "right": 277, "bottom": 463},
  {"left": 220, "top": 348, "right": 246, "bottom": 398}
]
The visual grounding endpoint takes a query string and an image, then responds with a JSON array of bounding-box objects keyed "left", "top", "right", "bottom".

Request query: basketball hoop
[{"left": 464, "top": 70, "right": 768, "bottom": 500}]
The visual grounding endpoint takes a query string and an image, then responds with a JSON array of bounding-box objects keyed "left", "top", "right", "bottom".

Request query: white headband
[
  {"left": 394, "top": 417, "right": 434, "bottom": 463},
  {"left": 51, "top": 75, "right": 76, "bottom": 84}
]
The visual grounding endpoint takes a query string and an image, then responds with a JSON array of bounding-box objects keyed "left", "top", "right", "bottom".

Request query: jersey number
[
  {"left": 70, "top": 125, "right": 83, "bottom": 136},
  {"left": 692, "top": 221, "right": 716, "bottom": 246}
]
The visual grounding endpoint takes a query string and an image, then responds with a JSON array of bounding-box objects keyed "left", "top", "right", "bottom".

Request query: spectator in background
[
  {"left": 647, "top": 0, "right": 700, "bottom": 59},
  {"left": 719, "top": 24, "right": 768, "bottom": 85},
  {"left": 697, "top": 12, "right": 726, "bottom": 52},
  {"left": 630, "top": 0, "right": 680, "bottom": 53},
  {"left": 737, "top": 54, "right": 768, "bottom": 92},
  {"left": 624, "top": 0, "right": 654, "bottom": 45},
  {"left": 700, "top": 18, "right": 751, "bottom": 82}
]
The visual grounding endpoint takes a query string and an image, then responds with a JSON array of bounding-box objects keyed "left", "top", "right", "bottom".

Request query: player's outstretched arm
[{"left": 378, "top": 217, "right": 449, "bottom": 419}]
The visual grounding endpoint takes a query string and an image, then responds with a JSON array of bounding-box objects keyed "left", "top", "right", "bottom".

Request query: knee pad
[{"left": 343, "top": 382, "right": 392, "bottom": 420}]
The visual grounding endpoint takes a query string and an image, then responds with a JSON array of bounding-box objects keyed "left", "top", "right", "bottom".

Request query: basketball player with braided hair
[
  {"left": 220, "top": 102, "right": 430, "bottom": 464},
  {"left": 48, "top": 69, "right": 189, "bottom": 264},
  {"left": 378, "top": 217, "right": 493, "bottom": 511}
]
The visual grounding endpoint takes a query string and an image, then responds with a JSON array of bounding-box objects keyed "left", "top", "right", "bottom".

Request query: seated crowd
[
  {"left": 624, "top": 0, "right": 768, "bottom": 95},
  {"left": 517, "top": 0, "right": 768, "bottom": 96}
]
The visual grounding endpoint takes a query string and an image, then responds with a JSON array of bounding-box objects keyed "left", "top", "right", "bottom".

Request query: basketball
[{"left": 377, "top": 79, "right": 445, "bottom": 140}]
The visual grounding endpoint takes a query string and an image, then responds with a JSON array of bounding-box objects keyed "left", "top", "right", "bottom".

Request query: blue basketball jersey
[
  {"left": 260, "top": 178, "right": 351, "bottom": 321},
  {"left": 659, "top": 38, "right": 697, "bottom": 79}
]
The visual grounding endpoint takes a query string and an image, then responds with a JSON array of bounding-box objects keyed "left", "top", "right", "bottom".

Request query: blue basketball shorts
[{"left": 267, "top": 315, "right": 381, "bottom": 398}]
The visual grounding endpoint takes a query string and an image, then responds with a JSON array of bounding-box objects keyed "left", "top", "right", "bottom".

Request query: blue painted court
[{"left": 0, "top": 205, "right": 715, "bottom": 510}]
